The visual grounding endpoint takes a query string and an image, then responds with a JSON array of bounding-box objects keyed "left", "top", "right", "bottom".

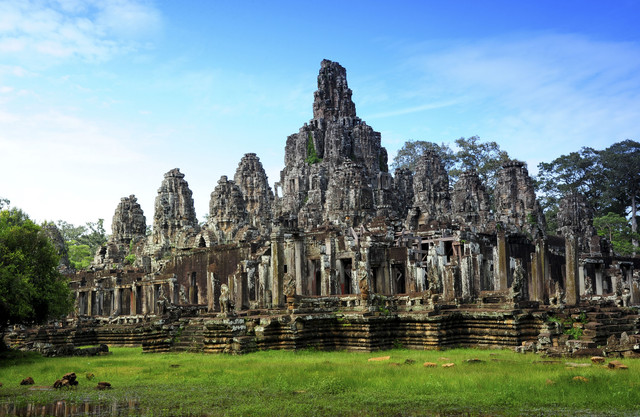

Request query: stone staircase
[{"left": 172, "top": 319, "right": 205, "bottom": 352}]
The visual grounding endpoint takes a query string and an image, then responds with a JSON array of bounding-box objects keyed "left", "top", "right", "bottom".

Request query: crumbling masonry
[{"left": 10, "top": 60, "right": 639, "bottom": 355}]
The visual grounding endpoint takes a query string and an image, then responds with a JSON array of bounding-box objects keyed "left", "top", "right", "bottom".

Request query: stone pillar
[
  {"left": 131, "top": 284, "right": 137, "bottom": 316},
  {"left": 171, "top": 278, "right": 178, "bottom": 305},
  {"left": 565, "top": 231, "right": 579, "bottom": 305},
  {"left": 142, "top": 285, "right": 148, "bottom": 314},
  {"left": 443, "top": 265, "right": 457, "bottom": 302},
  {"left": 416, "top": 267, "right": 426, "bottom": 293},
  {"left": 631, "top": 271, "right": 639, "bottom": 305},
  {"left": 259, "top": 256, "right": 270, "bottom": 307},
  {"left": 578, "top": 263, "right": 586, "bottom": 296},
  {"left": 595, "top": 267, "right": 603, "bottom": 295},
  {"left": 320, "top": 254, "right": 330, "bottom": 296},
  {"left": 87, "top": 290, "right": 94, "bottom": 316},
  {"left": 495, "top": 231, "right": 509, "bottom": 291},
  {"left": 460, "top": 257, "right": 474, "bottom": 300},
  {"left": 114, "top": 287, "right": 121, "bottom": 315},
  {"left": 207, "top": 271, "right": 215, "bottom": 312},
  {"left": 294, "top": 239, "right": 303, "bottom": 295},
  {"left": 529, "top": 239, "right": 545, "bottom": 302},
  {"left": 270, "top": 233, "right": 284, "bottom": 307}
]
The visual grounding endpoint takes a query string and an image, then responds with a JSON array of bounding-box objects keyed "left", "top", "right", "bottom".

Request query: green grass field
[{"left": 0, "top": 347, "right": 638, "bottom": 416}]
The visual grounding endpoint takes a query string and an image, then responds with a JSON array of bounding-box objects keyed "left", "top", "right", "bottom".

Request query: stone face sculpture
[
  {"left": 233, "top": 153, "right": 273, "bottom": 237},
  {"left": 451, "top": 170, "right": 492, "bottom": 230},
  {"left": 112, "top": 195, "right": 146, "bottom": 244},
  {"left": 494, "top": 161, "right": 545, "bottom": 237},
  {"left": 557, "top": 193, "right": 597, "bottom": 252},
  {"left": 411, "top": 151, "right": 451, "bottom": 226},
  {"left": 208, "top": 176, "right": 248, "bottom": 244},
  {"left": 152, "top": 168, "right": 199, "bottom": 248}
]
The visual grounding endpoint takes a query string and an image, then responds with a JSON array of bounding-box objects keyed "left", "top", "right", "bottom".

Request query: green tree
[
  {"left": 56, "top": 219, "right": 108, "bottom": 269},
  {"left": 536, "top": 140, "right": 639, "bottom": 243},
  {"left": 391, "top": 141, "right": 455, "bottom": 173},
  {"left": 391, "top": 136, "right": 510, "bottom": 201},
  {"left": 80, "top": 219, "right": 107, "bottom": 249},
  {"left": 536, "top": 147, "right": 604, "bottom": 215},
  {"left": 599, "top": 140, "right": 640, "bottom": 252},
  {"left": 449, "top": 136, "right": 510, "bottom": 190},
  {"left": 593, "top": 212, "right": 639, "bottom": 256},
  {"left": 0, "top": 197, "right": 9, "bottom": 210},
  {"left": 0, "top": 208, "right": 72, "bottom": 333}
]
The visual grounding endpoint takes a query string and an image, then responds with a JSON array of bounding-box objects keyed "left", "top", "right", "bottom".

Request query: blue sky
[{"left": 1, "top": 0, "right": 639, "bottom": 230}]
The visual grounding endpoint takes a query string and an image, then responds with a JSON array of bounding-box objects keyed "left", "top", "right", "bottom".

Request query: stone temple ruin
[{"left": 9, "top": 60, "right": 640, "bottom": 355}]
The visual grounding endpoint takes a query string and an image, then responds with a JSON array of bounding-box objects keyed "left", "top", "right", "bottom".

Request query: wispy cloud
[
  {"left": 368, "top": 99, "right": 460, "bottom": 119},
  {"left": 0, "top": 0, "right": 162, "bottom": 63},
  {"left": 395, "top": 33, "right": 640, "bottom": 165}
]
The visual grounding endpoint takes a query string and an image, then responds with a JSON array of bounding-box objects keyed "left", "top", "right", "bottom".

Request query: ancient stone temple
[{"left": 10, "top": 59, "right": 638, "bottom": 356}]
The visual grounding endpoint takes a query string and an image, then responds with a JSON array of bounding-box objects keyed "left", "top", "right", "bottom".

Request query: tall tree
[
  {"left": 535, "top": 147, "right": 604, "bottom": 213},
  {"left": 391, "top": 141, "right": 455, "bottom": 173},
  {"left": 55, "top": 219, "right": 108, "bottom": 269},
  {"left": 449, "top": 136, "right": 510, "bottom": 190},
  {"left": 0, "top": 208, "right": 72, "bottom": 333},
  {"left": 599, "top": 140, "right": 640, "bottom": 252},
  {"left": 391, "top": 136, "right": 510, "bottom": 200},
  {"left": 593, "top": 212, "right": 639, "bottom": 256}
]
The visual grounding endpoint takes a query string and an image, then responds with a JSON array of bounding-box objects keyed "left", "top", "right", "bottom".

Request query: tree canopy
[
  {"left": 535, "top": 140, "right": 639, "bottom": 252},
  {"left": 0, "top": 208, "right": 72, "bottom": 330},
  {"left": 56, "top": 219, "right": 108, "bottom": 269},
  {"left": 593, "top": 212, "right": 639, "bottom": 256},
  {"left": 391, "top": 136, "right": 511, "bottom": 201}
]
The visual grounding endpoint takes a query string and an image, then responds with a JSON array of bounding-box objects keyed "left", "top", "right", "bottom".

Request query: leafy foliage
[
  {"left": 449, "top": 136, "right": 510, "bottom": 190},
  {"left": 56, "top": 219, "right": 107, "bottom": 269},
  {"left": 593, "top": 212, "right": 639, "bottom": 256},
  {"left": 536, "top": 140, "right": 639, "bottom": 251},
  {"left": 0, "top": 208, "right": 72, "bottom": 329},
  {"left": 391, "top": 140, "right": 455, "bottom": 173},
  {"left": 392, "top": 137, "right": 509, "bottom": 185},
  {"left": 391, "top": 136, "right": 510, "bottom": 204},
  {"left": 536, "top": 147, "right": 604, "bottom": 215},
  {"left": 305, "top": 132, "right": 322, "bottom": 164},
  {"left": 599, "top": 140, "right": 640, "bottom": 250}
]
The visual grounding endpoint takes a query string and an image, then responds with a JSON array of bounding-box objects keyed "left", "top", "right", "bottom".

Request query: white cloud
[
  {"left": 396, "top": 33, "right": 640, "bottom": 164},
  {"left": 0, "top": 0, "right": 162, "bottom": 63}
]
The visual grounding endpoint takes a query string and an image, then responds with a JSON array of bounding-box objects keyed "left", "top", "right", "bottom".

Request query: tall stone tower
[{"left": 277, "top": 60, "right": 396, "bottom": 229}]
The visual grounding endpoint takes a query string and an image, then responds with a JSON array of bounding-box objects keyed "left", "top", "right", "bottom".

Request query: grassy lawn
[{"left": 0, "top": 347, "right": 638, "bottom": 416}]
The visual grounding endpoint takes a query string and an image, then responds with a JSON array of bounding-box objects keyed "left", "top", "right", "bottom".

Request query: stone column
[
  {"left": 495, "top": 231, "right": 509, "bottom": 291},
  {"left": 529, "top": 238, "right": 545, "bottom": 302},
  {"left": 294, "top": 239, "right": 303, "bottom": 295},
  {"left": 443, "top": 265, "right": 457, "bottom": 302},
  {"left": 593, "top": 265, "right": 602, "bottom": 296},
  {"left": 114, "top": 287, "right": 121, "bottom": 315},
  {"left": 207, "top": 271, "right": 215, "bottom": 312},
  {"left": 87, "top": 290, "right": 94, "bottom": 316},
  {"left": 270, "top": 232, "right": 284, "bottom": 307},
  {"left": 565, "top": 231, "right": 579, "bottom": 306},
  {"left": 131, "top": 284, "right": 137, "bottom": 316}
]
